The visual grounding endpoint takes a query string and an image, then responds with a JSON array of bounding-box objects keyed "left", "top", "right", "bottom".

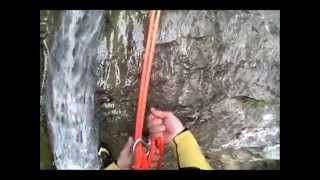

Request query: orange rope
[{"left": 132, "top": 10, "right": 163, "bottom": 170}]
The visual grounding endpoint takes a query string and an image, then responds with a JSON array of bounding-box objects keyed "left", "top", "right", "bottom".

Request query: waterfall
[{"left": 46, "top": 10, "right": 104, "bottom": 170}]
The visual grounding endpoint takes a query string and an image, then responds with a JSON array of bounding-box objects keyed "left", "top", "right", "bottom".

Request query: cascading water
[{"left": 46, "top": 10, "right": 104, "bottom": 169}]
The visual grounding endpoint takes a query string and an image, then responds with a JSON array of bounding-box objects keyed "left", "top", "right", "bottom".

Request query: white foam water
[{"left": 46, "top": 10, "right": 104, "bottom": 170}]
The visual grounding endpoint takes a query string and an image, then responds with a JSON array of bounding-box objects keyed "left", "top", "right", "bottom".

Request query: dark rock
[
  {"left": 41, "top": 10, "right": 280, "bottom": 169},
  {"left": 95, "top": 10, "right": 280, "bottom": 169}
]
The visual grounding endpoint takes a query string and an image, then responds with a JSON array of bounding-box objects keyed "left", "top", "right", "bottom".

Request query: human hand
[
  {"left": 117, "top": 136, "right": 133, "bottom": 169},
  {"left": 147, "top": 107, "right": 185, "bottom": 144},
  {"left": 117, "top": 136, "right": 160, "bottom": 169}
]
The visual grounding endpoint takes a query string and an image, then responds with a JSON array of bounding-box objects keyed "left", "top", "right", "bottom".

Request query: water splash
[{"left": 46, "top": 10, "right": 104, "bottom": 170}]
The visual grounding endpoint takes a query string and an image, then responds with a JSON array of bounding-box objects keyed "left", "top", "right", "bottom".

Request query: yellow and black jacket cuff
[
  {"left": 104, "top": 129, "right": 213, "bottom": 170},
  {"left": 104, "top": 161, "right": 121, "bottom": 170},
  {"left": 171, "top": 129, "right": 213, "bottom": 170}
]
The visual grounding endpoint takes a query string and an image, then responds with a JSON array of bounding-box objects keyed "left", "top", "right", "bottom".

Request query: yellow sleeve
[
  {"left": 104, "top": 161, "right": 121, "bottom": 170},
  {"left": 171, "top": 130, "right": 213, "bottom": 170}
]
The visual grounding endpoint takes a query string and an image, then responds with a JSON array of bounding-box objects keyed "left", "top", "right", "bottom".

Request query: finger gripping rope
[{"left": 131, "top": 10, "right": 164, "bottom": 170}]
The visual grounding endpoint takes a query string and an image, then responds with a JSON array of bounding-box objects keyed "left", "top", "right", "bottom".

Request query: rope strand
[{"left": 132, "top": 10, "right": 163, "bottom": 170}]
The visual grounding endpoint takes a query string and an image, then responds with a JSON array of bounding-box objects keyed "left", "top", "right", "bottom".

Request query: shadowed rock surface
[{"left": 40, "top": 10, "right": 280, "bottom": 170}]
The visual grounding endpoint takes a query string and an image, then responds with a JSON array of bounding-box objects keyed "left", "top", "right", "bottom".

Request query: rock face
[
  {"left": 96, "top": 10, "right": 280, "bottom": 170},
  {"left": 41, "top": 10, "right": 280, "bottom": 169}
]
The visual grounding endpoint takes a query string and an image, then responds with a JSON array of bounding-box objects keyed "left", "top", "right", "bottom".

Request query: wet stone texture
[
  {"left": 95, "top": 10, "right": 280, "bottom": 170},
  {"left": 41, "top": 10, "right": 280, "bottom": 169},
  {"left": 40, "top": 10, "right": 54, "bottom": 169}
]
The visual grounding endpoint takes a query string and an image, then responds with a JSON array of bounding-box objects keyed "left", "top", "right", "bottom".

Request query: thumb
[{"left": 151, "top": 107, "right": 170, "bottom": 119}]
